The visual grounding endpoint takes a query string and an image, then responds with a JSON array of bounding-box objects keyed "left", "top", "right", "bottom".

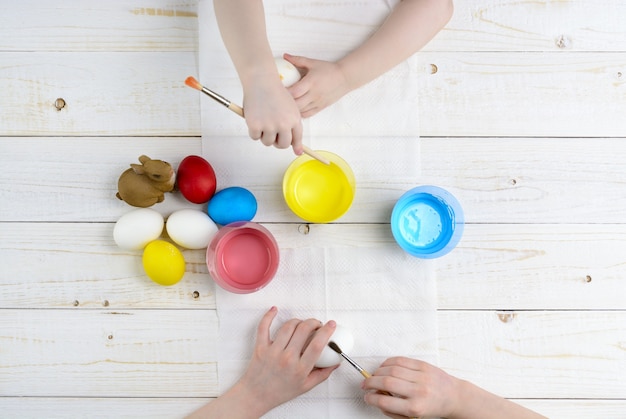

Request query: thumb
[{"left": 284, "top": 52, "right": 311, "bottom": 70}]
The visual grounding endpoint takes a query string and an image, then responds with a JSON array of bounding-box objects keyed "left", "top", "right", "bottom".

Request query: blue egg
[{"left": 208, "top": 186, "right": 257, "bottom": 225}]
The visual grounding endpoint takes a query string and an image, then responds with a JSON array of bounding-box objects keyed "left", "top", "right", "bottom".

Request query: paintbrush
[
  {"left": 328, "top": 341, "right": 393, "bottom": 396},
  {"left": 185, "top": 76, "right": 330, "bottom": 165}
]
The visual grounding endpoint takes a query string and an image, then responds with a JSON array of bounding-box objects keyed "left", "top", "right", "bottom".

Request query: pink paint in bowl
[{"left": 206, "top": 221, "right": 279, "bottom": 293}]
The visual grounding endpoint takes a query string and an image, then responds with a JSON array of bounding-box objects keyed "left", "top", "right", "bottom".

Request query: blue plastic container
[{"left": 391, "top": 185, "right": 464, "bottom": 258}]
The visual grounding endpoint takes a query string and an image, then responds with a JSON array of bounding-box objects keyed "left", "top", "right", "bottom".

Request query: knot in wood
[{"left": 54, "top": 98, "right": 66, "bottom": 111}]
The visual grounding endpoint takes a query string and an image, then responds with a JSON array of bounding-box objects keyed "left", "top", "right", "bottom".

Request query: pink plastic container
[{"left": 206, "top": 222, "right": 279, "bottom": 293}]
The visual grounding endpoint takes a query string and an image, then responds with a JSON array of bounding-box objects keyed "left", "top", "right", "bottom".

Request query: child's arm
[
  {"left": 213, "top": 0, "right": 304, "bottom": 155},
  {"left": 338, "top": 0, "right": 453, "bottom": 91},
  {"left": 286, "top": 0, "right": 454, "bottom": 117}
]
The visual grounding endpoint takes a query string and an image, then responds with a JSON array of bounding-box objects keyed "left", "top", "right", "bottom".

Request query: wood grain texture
[
  {"left": 419, "top": 137, "right": 626, "bottom": 224},
  {"left": 217, "top": 0, "right": 626, "bottom": 54},
  {"left": 1, "top": 309, "right": 622, "bottom": 402},
  {"left": 438, "top": 224, "right": 626, "bottom": 310},
  {"left": 2, "top": 0, "right": 626, "bottom": 415},
  {"left": 0, "top": 309, "right": 218, "bottom": 398},
  {"left": 2, "top": 222, "right": 624, "bottom": 311},
  {"left": 0, "top": 53, "right": 200, "bottom": 136},
  {"left": 510, "top": 400, "right": 626, "bottom": 419},
  {"left": 3, "top": 398, "right": 626, "bottom": 419},
  {"left": 3, "top": 51, "right": 624, "bottom": 138},
  {"left": 429, "top": 0, "right": 626, "bottom": 52},
  {"left": 417, "top": 52, "right": 626, "bottom": 137},
  {"left": 6, "top": 136, "right": 622, "bottom": 224},
  {"left": 0, "top": 137, "right": 203, "bottom": 222},
  {"left": 439, "top": 310, "right": 626, "bottom": 399},
  {"left": 0, "top": 0, "right": 198, "bottom": 52},
  {"left": 0, "top": 222, "right": 214, "bottom": 309},
  {"left": 0, "top": 398, "right": 211, "bottom": 419}
]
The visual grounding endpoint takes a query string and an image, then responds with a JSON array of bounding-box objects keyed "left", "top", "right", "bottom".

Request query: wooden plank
[
  {"left": 0, "top": 53, "right": 200, "bottom": 136},
  {"left": 420, "top": 137, "right": 626, "bottom": 224},
  {"left": 509, "top": 400, "right": 626, "bottom": 419},
  {"left": 0, "top": 137, "right": 203, "bottom": 222},
  {"left": 0, "top": 309, "right": 219, "bottom": 398},
  {"left": 0, "top": 222, "right": 214, "bottom": 310},
  {"left": 3, "top": 222, "right": 624, "bottom": 310},
  {"left": 417, "top": 52, "right": 626, "bottom": 137},
  {"left": 3, "top": 54, "right": 623, "bottom": 139},
  {"left": 204, "top": 0, "right": 626, "bottom": 54},
  {"left": 200, "top": 136, "right": 626, "bottom": 224},
  {"left": 1, "top": 398, "right": 625, "bottom": 419},
  {"left": 0, "top": 0, "right": 198, "bottom": 52},
  {"left": 438, "top": 224, "right": 626, "bottom": 310},
  {"left": 3, "top": 137, "right": 626, "bottom": 223},
  {"left": 438, "top": 310, "right": 626, "bottom": 399},
  {"left": 2, "top": 399, "right": 626, "bottom": 419},
  {"left": 429, "top": 0, "right": 626, "bottom": 52},
  {"left": 2, "top": 310, "right": 623, "bottom": 401},
  {"left": 0, "top": 398, "right": 212, "bottom": 419}
]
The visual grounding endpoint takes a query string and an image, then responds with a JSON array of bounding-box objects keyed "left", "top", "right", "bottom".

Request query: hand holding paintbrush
[
  {"left": 328, "top": 341, "right": 394, "bottom": 396},
  {"left": 185, "top": 76, "right": 330, "bottom": 165},
  {"left": 329, "top": 341, "right": 425, "bottom": 419}
]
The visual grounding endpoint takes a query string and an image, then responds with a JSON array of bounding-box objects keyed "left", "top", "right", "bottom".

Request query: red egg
[{"left": 176, "top": 155, "right": 217, "bottom": 204}]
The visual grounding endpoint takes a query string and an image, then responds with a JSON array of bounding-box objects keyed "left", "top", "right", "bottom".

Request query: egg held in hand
[
  {"left": 176, "top": 155, "right": 217, "bottom": 204},
  {"left": 315, "top": 325, "right": 354, "bottom": 368},
  {"left": 113, "top": 208, "right": 164, "bottom": 251},
  {"left": 275, "top": 57, "right": 301, "bottom": 88},
  {"left": 142, "top": 240, "right": 186, "bottom": 286}
]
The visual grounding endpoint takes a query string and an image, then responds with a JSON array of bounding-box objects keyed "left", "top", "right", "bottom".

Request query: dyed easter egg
[
  {"left": 113, "top": 208, "right": 164, "bottom": 250},
  {"left": 315, "top": 325, "right": 354, "bottom": 368},
  {"left": 142, "top": 240, "right": 185, "bottom": 286},
  {"left": 207, "top": 187, "right": 257, "bottom": 225},
  {"left": 177, "top": 155, "right": 217, "bottom": 204},
  {"left": 166, "top": 209, "right": 218, "bottom": 249}
]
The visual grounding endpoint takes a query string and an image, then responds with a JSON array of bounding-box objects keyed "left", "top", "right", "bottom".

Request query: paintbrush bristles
[
  {"left": 185, "top": 76, "right": 203, "bottom": 91},
  {"left": 328, "top": 341, "right": 342, "bottom": 354}
]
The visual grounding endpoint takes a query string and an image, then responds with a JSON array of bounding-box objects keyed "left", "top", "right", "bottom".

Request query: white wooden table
[{"left": 1, "top": 1, "right": 625, "bottom": 417}]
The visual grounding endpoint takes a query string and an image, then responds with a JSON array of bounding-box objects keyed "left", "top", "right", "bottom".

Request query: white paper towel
[
  {"left": 215, "top": 225, "right": 438, "bottom": 418},
  {"left": 197, "top": 1, "right": 436, "bottom": 417}
]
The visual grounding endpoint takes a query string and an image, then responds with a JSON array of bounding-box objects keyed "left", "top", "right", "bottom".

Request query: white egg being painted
[
  {"left": 113, "top": 208, "right": 164, "bottom": 251},
  {"left": 315, "top": 325, "right": 354, "bottom": 368},
  {"left": 275, "top": 57, "right": 301, "bottom": 87}
]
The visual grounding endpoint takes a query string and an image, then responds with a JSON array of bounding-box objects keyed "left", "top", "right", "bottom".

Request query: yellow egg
[{"left": 142, "top": 240, "right": 185, "bottom": 286}]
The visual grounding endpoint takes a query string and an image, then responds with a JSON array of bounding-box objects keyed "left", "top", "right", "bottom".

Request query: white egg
[
  {"left": 166, "top": 209, "right": 218, "bottom": 250},
  {"left": 275, "top": 57, "right": 301, "bottom": 87},
  {"left": 315, "top": 325, "right": 355, "bottom": 368},
  {"left": 114, "top": 208, "right": 164, "bottom": 251}
]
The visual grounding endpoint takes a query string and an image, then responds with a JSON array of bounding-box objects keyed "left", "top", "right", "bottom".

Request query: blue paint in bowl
[{"left": 391, "top": 186, "right": 464, "bottom": 258}]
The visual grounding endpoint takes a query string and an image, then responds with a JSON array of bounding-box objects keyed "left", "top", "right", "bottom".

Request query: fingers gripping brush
[
  {"left": 328, "top": 341, "right": 393, "bottom": 396},
  {"left": 185, "top": 76, "right": 330, "bottom": 165}
]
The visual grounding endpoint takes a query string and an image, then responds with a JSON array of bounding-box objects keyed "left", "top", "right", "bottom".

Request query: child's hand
[
  {"left": 242, "top": 75, "right": 304, "bottom": 156},
  {"left": 362, "top": 357, "right": 460, "bottom": 419},
  {"left": 284, "top": 53, "right": 352, "bottom": 118},
  {"left": 233, "top": 307, "right": 338, "bottom": 416}
]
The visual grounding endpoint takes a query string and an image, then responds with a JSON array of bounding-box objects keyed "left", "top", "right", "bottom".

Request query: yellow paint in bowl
[{"left": 283, "top": 151, "right": 355, "bottom": 223}]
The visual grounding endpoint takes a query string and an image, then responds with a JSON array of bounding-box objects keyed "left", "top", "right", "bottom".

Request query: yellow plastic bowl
[{"left": 282, "top": 151, "right": 355, "bottom": 223}]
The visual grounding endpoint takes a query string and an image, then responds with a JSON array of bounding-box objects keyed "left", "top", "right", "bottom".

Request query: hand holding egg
[{"left": 275, "top": 57, "right": 301, "bottom": 88}]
